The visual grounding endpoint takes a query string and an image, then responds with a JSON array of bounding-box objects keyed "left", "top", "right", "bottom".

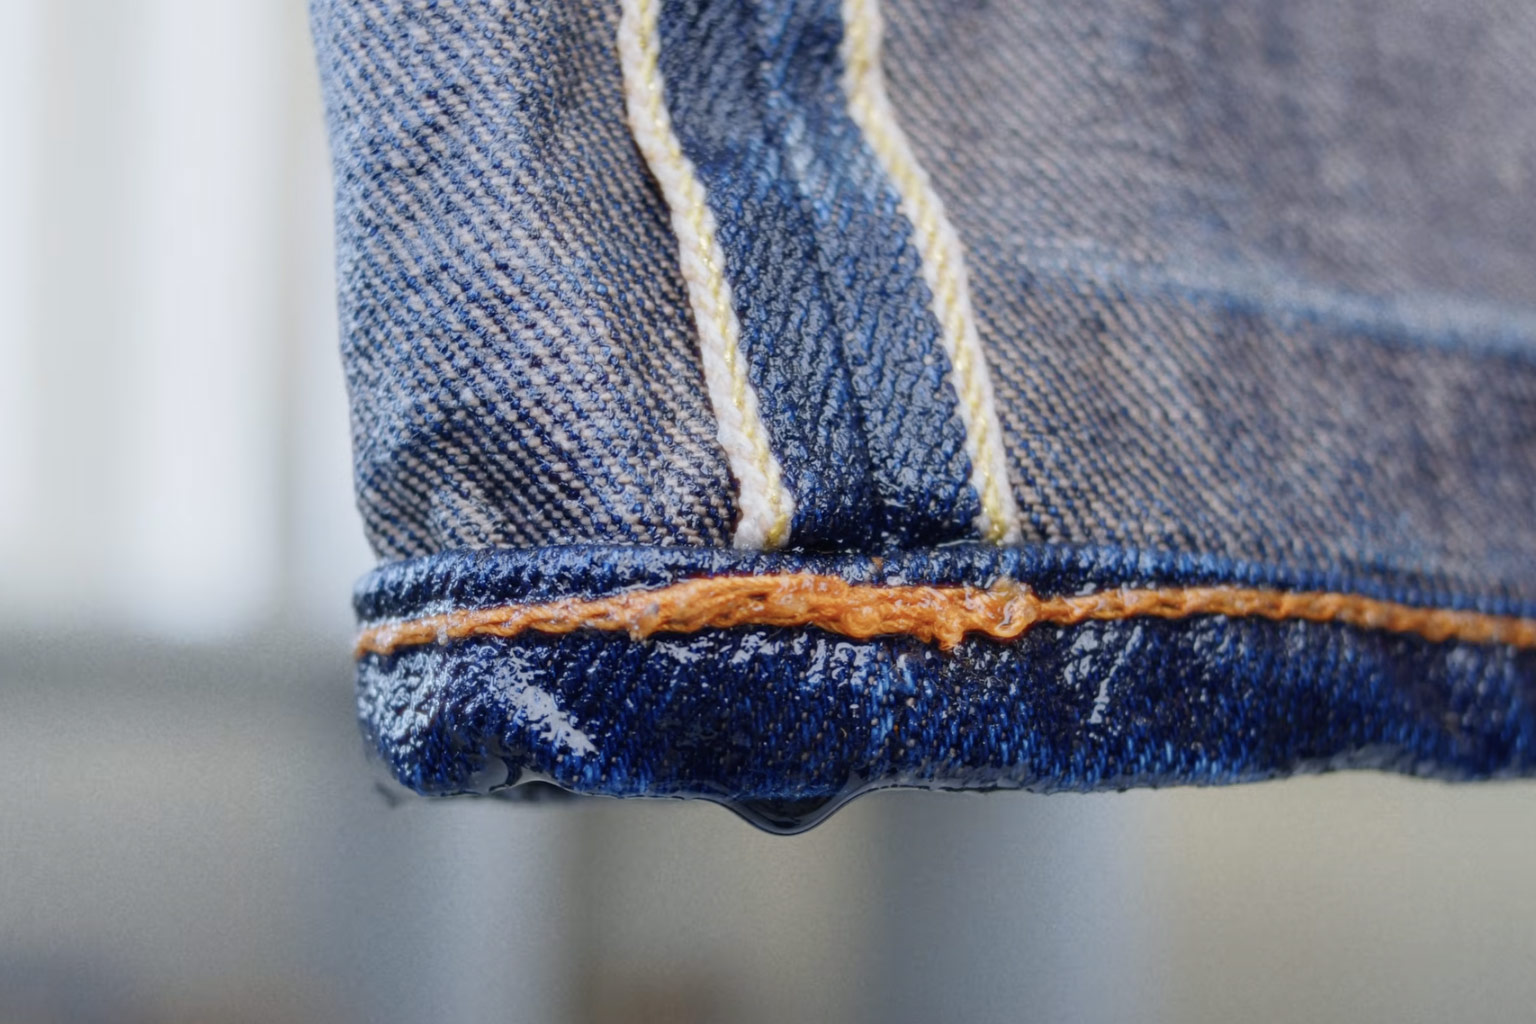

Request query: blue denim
[
  {"left": 655, "top": 0, "right": 981, "bottom": 548},
  {"left": 314, "top": 0, "right": 737, "bottom": 556},
  {"left": 315, "top": 0, "right": 1536, "bottom": 830}
]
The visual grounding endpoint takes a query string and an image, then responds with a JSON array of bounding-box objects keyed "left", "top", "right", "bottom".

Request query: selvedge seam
[
  {"left": 840, "top": 0, "right": 1022, "bottom": 545},
  {"left": 355, "top": 574, "right": 1536, "bottom": 657},
  {"left": 618, "top": 0, "right": 795, "bottom": 550}
]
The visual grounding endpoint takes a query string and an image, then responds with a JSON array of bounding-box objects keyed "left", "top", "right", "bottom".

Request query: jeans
[{"left": 314, "top": 0, "right": 1536, "bottom": 830}]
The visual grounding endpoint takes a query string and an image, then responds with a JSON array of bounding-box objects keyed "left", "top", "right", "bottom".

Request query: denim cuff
[{"left": 353, "top": 544, "right": 1536, "bottom": 831}]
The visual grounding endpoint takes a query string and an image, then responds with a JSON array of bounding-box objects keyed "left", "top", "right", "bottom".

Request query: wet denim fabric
[{"left": 314, "top": 0, "right": 1536, "bottom": 829}]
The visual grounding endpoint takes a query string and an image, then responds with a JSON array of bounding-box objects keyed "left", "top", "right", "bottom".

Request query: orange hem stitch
[{"left": 353, "top": 573, "right": 1536, "bottom": 658}]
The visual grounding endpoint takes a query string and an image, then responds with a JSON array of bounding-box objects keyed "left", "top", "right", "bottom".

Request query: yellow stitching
[
  {"left": 355, "top": 574, "right": 1536, "bottom": 657},
  {"left": 840, "top": 0, "right": 1021, "bottom": 544},
  {"left": 619, "top": 0, "right": 794, "bottom": 549}
]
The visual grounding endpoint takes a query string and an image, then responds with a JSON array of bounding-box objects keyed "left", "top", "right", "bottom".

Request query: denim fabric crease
[{"left": 313, "top": 0, "right": 1536, "bottom": 830}]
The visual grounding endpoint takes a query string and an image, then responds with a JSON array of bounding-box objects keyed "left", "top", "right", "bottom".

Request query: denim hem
[{"left": 355, "top": 543, "right": 1536, "bottom": 831}]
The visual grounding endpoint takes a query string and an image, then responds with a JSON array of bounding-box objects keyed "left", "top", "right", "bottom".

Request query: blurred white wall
[{"left": 0, "top": 0, "right": 369, "bottom": 642}]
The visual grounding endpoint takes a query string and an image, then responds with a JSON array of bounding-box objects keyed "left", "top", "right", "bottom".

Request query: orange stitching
[{"left": 354, "top": 574, "right": 1536, "bottom": 657}]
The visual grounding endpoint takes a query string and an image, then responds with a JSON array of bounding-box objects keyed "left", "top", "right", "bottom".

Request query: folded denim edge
[
  {"left": 354, "top": 542, "right": 1536, "bottom": 622},
  {"left": 354, "top": 543, "right": 1536, "bottom": 830}
]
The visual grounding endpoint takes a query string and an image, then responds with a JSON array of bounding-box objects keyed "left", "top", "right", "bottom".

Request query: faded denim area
[
  {"left": 883, "top": 0, "right": 1536, "bottom": 600},
  {"left": 313, "top": 0, "right": 737, "bottom": 558}
]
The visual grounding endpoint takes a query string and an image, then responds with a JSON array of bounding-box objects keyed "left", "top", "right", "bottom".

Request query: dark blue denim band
[
  {"left": 355, "top": 543, "right": 1536, "bottom": 623},
  {"left": 355, "top": 544, "right": 1536, "bottom": 831}
]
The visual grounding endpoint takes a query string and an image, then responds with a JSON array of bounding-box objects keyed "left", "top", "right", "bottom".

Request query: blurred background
[{"left": 3, "top": 1, "right": 1535, "bottom": 1021}]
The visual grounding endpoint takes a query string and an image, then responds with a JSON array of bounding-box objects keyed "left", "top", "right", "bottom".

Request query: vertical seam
[
  {"left": 618, "top": 0, "right": 796, "bottom": 550},
  {"left": 840, "top": 0, "right": 1022, "bottom": 544}
]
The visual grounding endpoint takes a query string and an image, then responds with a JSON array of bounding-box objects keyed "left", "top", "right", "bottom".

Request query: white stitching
[
  {"left": 841, "top": 0, "right": 1022, "bottom": 544},
  {"left": 618, "top": 0, "right": 795, "bottom": 550}
]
